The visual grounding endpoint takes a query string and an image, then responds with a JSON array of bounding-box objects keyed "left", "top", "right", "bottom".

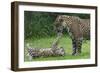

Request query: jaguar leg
[
  {"left": 75, "top": 38, "right": 83, "bottom": 55},
  {"left": 72, "top": 39, "right": 77, "bottom": 55},
  {"left": 72, "top": 38, "right": 82, "bottom": 55},
  {"left": 77, "top": 38, "right": 82, "bottom": 54}
]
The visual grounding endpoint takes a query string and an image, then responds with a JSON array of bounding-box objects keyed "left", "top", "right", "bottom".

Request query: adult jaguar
[{"left": 54, "top": 15, "right": 90, "bottom": 55}]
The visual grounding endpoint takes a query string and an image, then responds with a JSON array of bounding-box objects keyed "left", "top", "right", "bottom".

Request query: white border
[{"left": 18, "top": 5, "right": 96, "bottom": 68}]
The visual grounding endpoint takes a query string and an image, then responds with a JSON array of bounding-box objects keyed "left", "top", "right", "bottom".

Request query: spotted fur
[
  {"left": 54, "top": 15, "right": 90, "bottom": 55},
  {"left": 28, "top": 47, "right": 66, "bottom": 58}
]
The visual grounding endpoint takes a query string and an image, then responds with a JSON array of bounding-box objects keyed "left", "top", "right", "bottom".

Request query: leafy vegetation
[{"left": 24, "top": 11, "right": 90, "bottom": 38}]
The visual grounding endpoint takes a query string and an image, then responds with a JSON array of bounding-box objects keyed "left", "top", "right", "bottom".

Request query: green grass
[{"left": 24, "top": 36, "right": 90, "bottom": 62}]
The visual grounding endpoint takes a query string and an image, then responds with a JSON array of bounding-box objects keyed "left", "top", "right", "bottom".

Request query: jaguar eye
[{"left": 59, "top": 19, "right": 63, "bottom": 22}]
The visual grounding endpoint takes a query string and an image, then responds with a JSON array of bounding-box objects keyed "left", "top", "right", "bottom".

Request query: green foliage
[
  {"left": 24, "top": 11, "right": 56, "bottom": 38},
  {"left": 24, "top": 11, "right": 90, "bottom": 39},
  {"left": 63, "top": 13, "right": 90, "bottom": 19}
]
